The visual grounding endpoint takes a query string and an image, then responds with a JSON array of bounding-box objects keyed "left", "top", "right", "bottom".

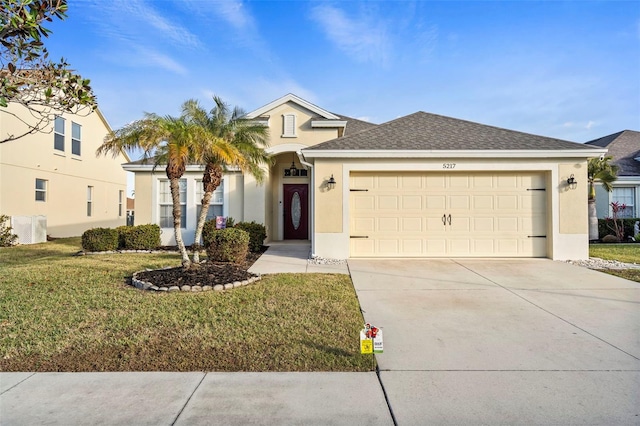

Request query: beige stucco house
[
  {"left": 126, "top": 93, "right": 606, "bottom": 260},
  {"left": 0, "top": 103, "right": 129, "bottom": 241}
]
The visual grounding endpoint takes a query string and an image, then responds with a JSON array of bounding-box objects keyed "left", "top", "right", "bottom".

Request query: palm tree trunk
[
  {"left": 588, "top": 199, "right": 599, "bottom": 241},
  {"left": 169, "top": 177, "right": 191, "bottom": 268},
  {"left": 192, "top": 163, "right": 222, "bottom": 263}
]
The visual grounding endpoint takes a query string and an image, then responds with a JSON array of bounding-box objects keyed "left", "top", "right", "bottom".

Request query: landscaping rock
[{"left": 214, "top": 285, "right": 224, "bottom": 291}]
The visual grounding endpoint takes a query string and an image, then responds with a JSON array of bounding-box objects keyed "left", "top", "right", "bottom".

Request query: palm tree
[
  {"left": 587, "top": 155, "right": 619, "bottom": 240},
  {"left": 182, "top": 97, "right": 270, "bottom": 263},
  {"left": 97, "top": 113, "right": 204, "bottom": 267}
]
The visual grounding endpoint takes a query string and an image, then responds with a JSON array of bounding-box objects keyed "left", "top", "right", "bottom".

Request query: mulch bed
[{"left": 134, "top": 249, "right": 265, "bottom": 288}]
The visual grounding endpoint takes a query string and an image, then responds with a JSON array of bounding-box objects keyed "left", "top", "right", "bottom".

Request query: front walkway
[{"left": 248, "top": 241, "right": 349, "bottom": 275}]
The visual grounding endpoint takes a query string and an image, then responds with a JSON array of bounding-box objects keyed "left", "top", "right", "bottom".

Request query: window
[
  {"left": 54, "top": 116, "right": 65, "bottom": 152},
  {"left": 87, "top": 186, "right": 93, "bottom": 216},
  {"left": 612, "top": 187, "right": 635, "bottom": 218},
  {"left": 282, "top": 114, "right": 296, "bottom": 137},
  {"left": 159, "top": 179, "right": 186, "bottom": 228},
  {"left": 71, "top": 122, "right": 81, "bottom": 156},
  {"left": 118, "top": 190, "right": 124, "bottom": 217},
  {"left": 35, "top": 179, "right": 47, "bottom": 202},
  {"left": 196, "top": 179, "right": 224, "bottom": 222}
]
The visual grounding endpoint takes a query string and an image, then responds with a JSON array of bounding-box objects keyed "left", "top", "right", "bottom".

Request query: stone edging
[
  {"left": 131, "top": 268, "right": 262, "bottom": 292},
  {"left": 75, "top": 250, "right": 179, "bottom": 256}
]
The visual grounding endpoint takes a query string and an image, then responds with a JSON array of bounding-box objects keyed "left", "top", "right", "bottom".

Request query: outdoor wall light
[
  {"left": 327, "top": 174, "right": 336, "bottom": 190},
  {"left": 567, "top": 174, "right": 577, "bottom": 190}
]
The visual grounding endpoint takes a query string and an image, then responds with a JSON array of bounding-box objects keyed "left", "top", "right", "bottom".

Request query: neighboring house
[
  {"left": 585, "top": 130, "right": 640, "bottom": 219},
  {"left": 126, "top": 93, "right": 605, "bottom": 260},
  {"left": 0, "top": 103, "right": 129, "bottom": 241}
]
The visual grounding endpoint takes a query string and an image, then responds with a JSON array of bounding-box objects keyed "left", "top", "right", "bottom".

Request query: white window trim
[
  {"left": 158, "top": 179, "right": 187, "bottom": 229},
  {"left": 35, "top": 178, "right": 47, "bottom": 202},
  {"left": 71, "top": 122, "right": 82, "bottom": 157},
  {"left": 118, "top": 190, "right": 124, "bottom": 217},
  {"left": 610, "top": 186, "right": 636, "bottom": 218},
  {"left": 54, "top": 116, "right": 65, "bottom": 152},
  {"left": 87, "top": 186, "right": 93, "bottom": 217},
  {"left": 282, "top": 114, "right": 297, "bottom": 138}
]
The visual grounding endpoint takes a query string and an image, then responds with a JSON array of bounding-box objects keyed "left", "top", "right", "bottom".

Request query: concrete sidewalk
[
  {"left": 249, "top": 241, "right": 349, "bottom": 275},
  {"left": 1, "top": 372, "right": 392, "bottom": 425}
]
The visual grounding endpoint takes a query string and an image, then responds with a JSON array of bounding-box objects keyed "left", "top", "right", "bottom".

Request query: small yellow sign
[{"left": 361, "top": 337, "right": 373, "bottom": 354}]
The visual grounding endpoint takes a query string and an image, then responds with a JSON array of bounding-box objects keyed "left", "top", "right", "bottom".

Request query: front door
[{"left": 283, "top": 184, "right": 308, "bottom": 240}]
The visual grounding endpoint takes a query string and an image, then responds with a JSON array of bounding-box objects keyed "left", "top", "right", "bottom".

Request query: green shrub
[
  {"left": 235, "top": 221, "right": 266, "bottom": 252},
  {"left": 0, "top": 214, "right": 18, "bottom": 247},
  {"left": 81, "top": 228, "right": 119, "bottom": 252},
  {"left": 226, "top": 217, "right": 235, "bottom": 228},
  {"left": 204, "top": 227, "right": 249, "bottom": 264},
  {"left": 598, "top": 218, "right": 640, "bottom": 240},
  {"left": 119, "top": 224, "right": 160, "bottom": 250},
  {"left": 601, "top": 234, "right": 619, "bottom": 243},
  {"left": 116, "top": 225, "right": 132, "bottom": 249}
]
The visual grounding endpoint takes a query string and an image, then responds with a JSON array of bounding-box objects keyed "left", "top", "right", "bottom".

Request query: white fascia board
[
  {"left": 614, "top": 176, "right": 640, "bottom": 185},
  {"left": 311, "top": 120, "right": 347, "bottom": 128},
  {"left": 245, "top": 93, "right": 340, "bottom": 120},
  {"left": 301, "top": 148, "right": 608, "bottom": 159}
]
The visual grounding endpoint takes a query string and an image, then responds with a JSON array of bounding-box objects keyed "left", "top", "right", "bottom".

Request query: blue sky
[{"left": 46, "top": 0, "right": 639, "bottom": 147}]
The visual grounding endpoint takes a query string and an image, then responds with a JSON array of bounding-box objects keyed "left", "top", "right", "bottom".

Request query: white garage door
[{"left": 350, "top": 172, "right": 547, "bottom": 257}]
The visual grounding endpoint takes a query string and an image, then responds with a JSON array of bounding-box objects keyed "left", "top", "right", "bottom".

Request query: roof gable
[
  {"left": 586, "top": 130, "right": 640, "bottom": 176},
  {"left": 304, "top": 111, "right": 597, "bottom": 152},
  {"left": 245, "top": 93, "right": 340, "bottom": 120}
]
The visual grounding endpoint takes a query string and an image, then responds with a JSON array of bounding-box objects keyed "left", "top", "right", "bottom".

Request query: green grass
[
  {"left": 589, "top": 244, "right": 640, "bottom": 263},
  {"left": 589, "top": 244, "right": 640, "bottom": 283},
  {"left": 0, "top": 238, "right": 372, "bottom": 372}
]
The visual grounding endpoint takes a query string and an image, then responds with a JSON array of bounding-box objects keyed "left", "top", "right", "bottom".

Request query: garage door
[{"left": 350, "top": 172, "right": 547, "bottom": 257}]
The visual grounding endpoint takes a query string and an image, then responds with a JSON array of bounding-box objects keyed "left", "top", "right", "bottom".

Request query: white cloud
[
  {"left": 585, "top": 120, "right": 596, "bottom": 130},
  {"left": 213, "top": 0, "right": 254, "bottom": 30},
  {"left": 310, "top": 4, "right": 390, "bottom": 66}
]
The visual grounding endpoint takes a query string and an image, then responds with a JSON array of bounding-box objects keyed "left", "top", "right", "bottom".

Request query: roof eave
[
  {"left": 301, "top": 149, "right": 609, "bottom": 159},
  {"left": 245, "top": 93, "right": 340, "bottom": 120}
]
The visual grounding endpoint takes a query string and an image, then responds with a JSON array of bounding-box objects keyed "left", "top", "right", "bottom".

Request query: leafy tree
[
  {"left": 587, "top": 155, "right": 619, "bottom": 240},
  {"left": 182, "top": 97, "right": 270, "bottom": 263},
  {"left": 1, "top": 0, "right": 96, "bottom": 143},
  {"left": 97, "top": 113, "right": 206, "bottom": 268}
]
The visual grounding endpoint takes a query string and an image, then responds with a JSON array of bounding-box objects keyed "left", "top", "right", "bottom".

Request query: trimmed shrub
[
  {"left": 0, "top": 214, "right": 18, "bottom": 247},
  {"left": 204, "top": 227, "right": 249, "bottom": 264},
  {"left": 598, "top": 218, "right": 640, "bottom": 240},
  {"left": 116, "top": 225, "right": 133, "bottom": 249},
  {"left": 82, "top": 228, "right": 119, "bottom": 252},
  {"left": 120, "top": 224, "right": 160, "bottom": 250},
  {"left": 235, "top": 221, "right": 266, "bottom": 252}
]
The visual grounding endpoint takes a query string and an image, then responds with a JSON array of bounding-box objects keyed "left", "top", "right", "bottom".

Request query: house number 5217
[{"left": 442, "top": 163, "right": 456, "bottom": 169}]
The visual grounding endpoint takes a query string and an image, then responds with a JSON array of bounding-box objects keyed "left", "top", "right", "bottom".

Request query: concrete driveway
[{"left": 349, "top": 258, "right": 640, "bottom": 425}]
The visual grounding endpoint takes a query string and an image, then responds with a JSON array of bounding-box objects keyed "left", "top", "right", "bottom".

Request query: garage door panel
[
  {"left": 350, "top": 172, "right": 547, "bottom": 258},
  {"left": 378, "top": 195, "right": 399, "bottom": 209},
  {"left": 379, "top": 217, "right": 399, "bottom": 232},
  {"left": 402, "top": 239, "right": 423, "bottom": 255},
  {"left": 473, "top": 195, "right": 494, "bottom": 209},
  {"left": 353, "top": 194, "right": 375, "bottom": 210},
  {"left": 449, "top": 195, "right": 470, "bottom": 209},
  {"left": 402, "top": 195, "right": 422, "bottom": 209},
  {"left": 353, "top": 217, "right": 375, "bottom": 233},
  {"left": 401, "top": 217, "right": 423, "bottom": 232},
  {"left": 426, "top": 195, "right": 446, "bottom": 209}
]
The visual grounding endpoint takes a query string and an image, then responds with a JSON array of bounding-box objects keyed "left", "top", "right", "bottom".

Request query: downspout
[{"left": 297, "top": 150, "right": 315, "bottom": 257}]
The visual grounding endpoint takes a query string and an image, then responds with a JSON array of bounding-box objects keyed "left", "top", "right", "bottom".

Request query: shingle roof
[
  {"left": 304, "top": 112, "right": 595, "bottom": 151},
  {"left": 334, "top": 114, "right": 378, "bottom": 135},
  {"left": 585, "top": 130, "right": 640, "bottom": 176}
]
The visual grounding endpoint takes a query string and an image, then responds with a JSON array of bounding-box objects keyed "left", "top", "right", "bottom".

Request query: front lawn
[
  {"left": 0, "top": 238, "right": 372, "bottom": 372},
  {"left": 589, "top": 244, "right": 640, "bottom": 264},
  {"left": 589, "top": 244, "right": 640, "bottom": 283}
]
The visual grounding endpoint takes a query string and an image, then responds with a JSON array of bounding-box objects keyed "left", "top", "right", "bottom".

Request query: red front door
[{"left": 283, "top": 184, "right": 308, "bottom": 240}]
